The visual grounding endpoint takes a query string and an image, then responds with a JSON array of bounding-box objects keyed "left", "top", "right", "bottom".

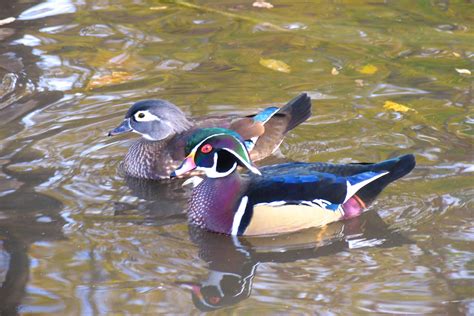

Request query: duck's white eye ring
[{"left": 134, "top": 110, "right": 159, "bottom": 122}]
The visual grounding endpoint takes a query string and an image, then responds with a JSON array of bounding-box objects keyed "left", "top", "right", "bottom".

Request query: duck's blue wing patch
[
  {"left": 245, "top": 106, "right": 280, "bottom": 151},
  {"left": 248, "top": 173, "right": 349, "bottom": 205},
  {"left": 247, "top": 170, "right": 389, "bottom": 207},
  {"left": 252, "top": 106, "right": 280, "bottom": 124}
]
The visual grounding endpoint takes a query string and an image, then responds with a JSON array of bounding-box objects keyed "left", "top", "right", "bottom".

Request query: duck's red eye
[{"left": 201, "top": 144, "right": 213, "bottom": 154}]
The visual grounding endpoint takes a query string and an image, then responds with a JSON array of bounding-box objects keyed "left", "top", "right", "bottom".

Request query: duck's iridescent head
[
  {"left": 108, "top": 99, "right": 192, "bottom": 141},
  {"left": 171, "top": 128, "right": 261, "bottom": 178}
]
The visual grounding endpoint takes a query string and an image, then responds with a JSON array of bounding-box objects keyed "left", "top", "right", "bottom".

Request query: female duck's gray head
[{"left": 108, "top": 99, "right": 193, "bottom": 141}]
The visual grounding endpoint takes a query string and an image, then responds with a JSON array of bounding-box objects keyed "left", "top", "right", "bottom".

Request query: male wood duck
[
  {"left": 108, "top": 94, "right": 312, "bottom": 180},
  {"left": 170, "top": 128, "right": 416, "bottom": 236}
]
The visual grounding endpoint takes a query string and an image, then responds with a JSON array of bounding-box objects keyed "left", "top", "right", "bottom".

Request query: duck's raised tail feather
[
  {"left": 248, "top": 93, "right": 312, "bottom": 161},
  {"left": 277, "top": 93, "right": 312, "bottom": 133},
  {"left": 355, "top": 154, "right": 416, "bottom": 205}
]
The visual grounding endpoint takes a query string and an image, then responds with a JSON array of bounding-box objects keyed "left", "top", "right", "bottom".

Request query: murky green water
[{"left": 0, "top": 0, "right": 473, "bottom": 314}]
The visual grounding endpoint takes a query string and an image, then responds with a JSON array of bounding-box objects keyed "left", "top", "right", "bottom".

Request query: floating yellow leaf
[
  {"left": 259, "top": 58, "right": 290, "bottom": 73},
  {"left": 86, "top": 71, "right": 133, "bottom": 90},
  {"left": 357, "top": 64, "right": 378, "bottom": 75},
  {"left": 383, "top": 101, "right": 416, "bottom": 113}
]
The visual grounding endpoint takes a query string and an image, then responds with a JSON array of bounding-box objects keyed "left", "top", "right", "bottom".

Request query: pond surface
[{"left": 0, "top": 0, "right": 473, "bottom": 314}]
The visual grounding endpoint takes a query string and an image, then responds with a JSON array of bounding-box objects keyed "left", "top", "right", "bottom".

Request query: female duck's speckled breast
[{"left": 121, "top": 139, "right": 179, "bottom": 179}]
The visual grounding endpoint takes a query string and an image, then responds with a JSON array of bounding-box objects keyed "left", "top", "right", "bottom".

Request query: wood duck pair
[
  {"left": 170, "top": 128, "right": 416, "bottom": 236},
  {"left": 108, "top": 94, "right": 312, "bottom": 180}
]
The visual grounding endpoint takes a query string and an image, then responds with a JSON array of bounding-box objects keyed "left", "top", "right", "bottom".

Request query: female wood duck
[
  {"left": 170, "top": 128, "right": 416, "bottom": 236},
  {"left": 108, "top": 94, "right": 311, "bottom": 180}
]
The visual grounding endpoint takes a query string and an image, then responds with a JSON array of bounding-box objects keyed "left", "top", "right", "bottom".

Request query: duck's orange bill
[{"left": 170, "top": 152, "right": 196, "bottom": 178}]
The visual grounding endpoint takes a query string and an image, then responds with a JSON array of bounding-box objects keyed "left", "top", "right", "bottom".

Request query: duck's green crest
[{"left": 185, "top": 128, "right": 244, "bottom": 154}]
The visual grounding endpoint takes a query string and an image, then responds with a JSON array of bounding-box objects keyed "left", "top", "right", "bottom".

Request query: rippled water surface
[{"left": 0, "top": 0, "right": 473, "bottom": 314}]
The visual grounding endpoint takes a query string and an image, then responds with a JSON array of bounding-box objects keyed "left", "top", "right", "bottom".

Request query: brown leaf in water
[
  {"left": 259, "top": 58, "right": 290, "bottom": 73},
  {"left": 355, "top": 79, "right": 365, "bottom": 87},
  {"left": 86, "top": 71, "right": 133, "bottom": 90},
  {"left": 253, "top": 0, "right": 274, "bottom": 8}
]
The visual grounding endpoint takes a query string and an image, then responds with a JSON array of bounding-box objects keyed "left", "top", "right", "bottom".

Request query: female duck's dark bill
[
  {"left": 108, "top": 118, "right": 132, "bottom": 136},
  {"left": 170, "top": 153, "right": 197, "bottom": 178}
]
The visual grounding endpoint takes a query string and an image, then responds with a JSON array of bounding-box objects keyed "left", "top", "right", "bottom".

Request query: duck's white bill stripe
[{"left": 232, "top": 196, "right": 248, "bottom": 235}]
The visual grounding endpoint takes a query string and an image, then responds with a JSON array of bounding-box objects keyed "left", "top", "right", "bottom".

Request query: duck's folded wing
[
  {"left": 257, "top": 155, "right": 415, "bottom": 205},
  {"left": 234, "top": 171, "right": 387, "bottom": 236}
]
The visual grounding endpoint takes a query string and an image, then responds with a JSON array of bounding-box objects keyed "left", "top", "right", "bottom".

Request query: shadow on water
[
  {"left": 0, "top": 0, "right": 64, "bottom": 136},
  {"left": 181, "top": 211, "right": 413, "bottom": 311},
  {"left": 0, "top": 1, "right": 67, "bottom": 314},
  {"left": 0, "top": 167, "right": 65, "bottom": 316},
  {"left": 0, "top": 218, "right": 65, "bottom": 316}
]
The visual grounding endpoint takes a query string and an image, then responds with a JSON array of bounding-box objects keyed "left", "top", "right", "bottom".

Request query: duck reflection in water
[
  {"left": 0, "top": 161, "right": 65, "bottom": 315},
  {"left": 180, "top": 212, "right": 412, "bottom": 311}
]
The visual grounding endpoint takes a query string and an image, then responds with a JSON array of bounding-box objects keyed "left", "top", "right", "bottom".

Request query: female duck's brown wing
[
  {"left": 249, "top": 93, "right": 312, "bottom": 161},
  {"left": 193, "top": 93, "right": 312, "bottom": 161}
]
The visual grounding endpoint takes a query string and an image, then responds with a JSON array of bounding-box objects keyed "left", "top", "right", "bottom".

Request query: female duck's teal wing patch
[
  {"left": 244, "top": 106, "right": 280, "bottom": 151},
  {"left": 252, "top": 107, "right": 280, "bottom": 123}
]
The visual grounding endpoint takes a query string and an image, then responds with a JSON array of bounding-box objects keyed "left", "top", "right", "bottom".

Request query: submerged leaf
[
  {"left": 86, "top": 71, "right": 133, "bottom": 90},
  {"left": 259, "top": 58, "right": 290, "bottom": 73},
  {"left": 357, "top": 64, "right": 378, "bottom": 75},
  {"left": 383, "top": 101, "right": 417, "bottom": 113},
  {"left": 150, "top": 6, "right": 168, "bottom": 10},
  {"left": 355, "top": 79, "right": 365, "bottom": 87}
]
